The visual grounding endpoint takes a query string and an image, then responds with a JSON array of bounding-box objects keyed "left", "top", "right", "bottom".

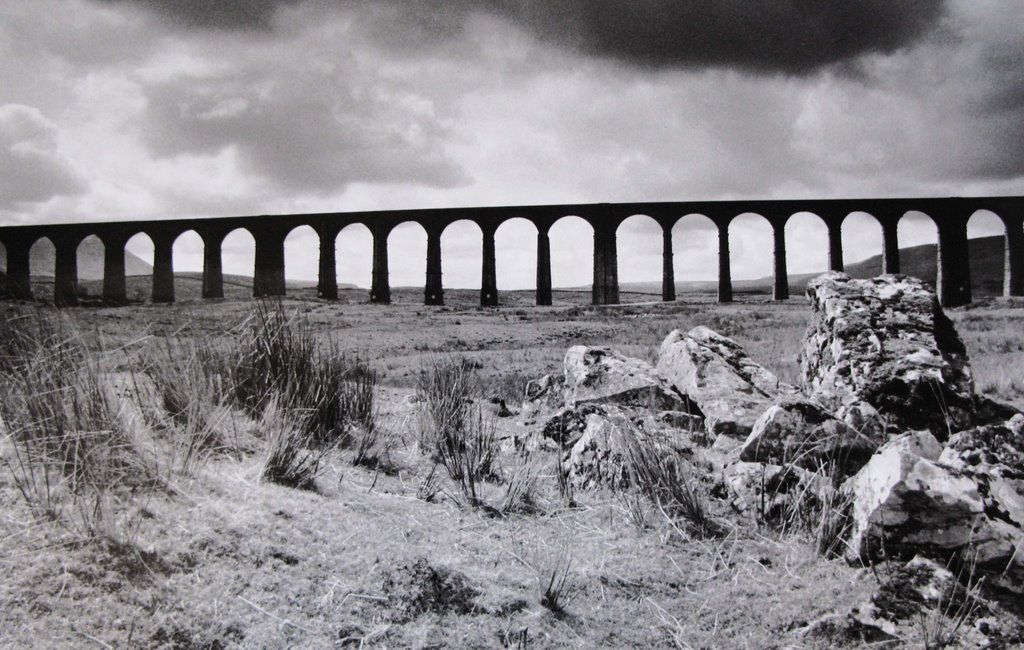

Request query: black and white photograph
[{"left": 1, "top": 1, "right": 1023, "bottom": 647}]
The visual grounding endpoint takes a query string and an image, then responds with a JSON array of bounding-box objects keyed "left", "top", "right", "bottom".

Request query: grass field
[{"left": 1, "top": 289, "right": 1021, "bottom": 648}]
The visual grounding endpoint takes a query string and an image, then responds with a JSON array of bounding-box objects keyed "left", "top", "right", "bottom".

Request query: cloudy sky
[{"left": 2, "top": 0, "right": 1023, "bottom": 289}]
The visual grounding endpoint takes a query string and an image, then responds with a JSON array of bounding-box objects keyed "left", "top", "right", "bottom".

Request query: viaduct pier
[{"left": 1, "top": 196, "right": 1022, "bottom": 308}]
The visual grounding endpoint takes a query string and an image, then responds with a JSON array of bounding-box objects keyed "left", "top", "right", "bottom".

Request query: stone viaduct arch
[{"left": 0, "top": 197, "right": 1021, "bottom": 309}]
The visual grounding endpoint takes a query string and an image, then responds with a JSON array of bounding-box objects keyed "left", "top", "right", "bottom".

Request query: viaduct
[{"left": 0, "top": 196, "right": 1022, "bottom": 309}]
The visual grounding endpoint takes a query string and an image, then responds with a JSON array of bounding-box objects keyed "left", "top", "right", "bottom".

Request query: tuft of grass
[
  {"left": 416, "top": 357, "right": 500, "bottom": 508},
  {"left": 537, "top": 543, "right": 575, "bottom": 616},
  {"left": 258, "top": 398, "right": 329, "bottom": 491},
  {"left": 0, "top": 308, "right": 160, "bottom": 543},
  {"left": 622, "top": 429, "right": 720, "bottom": 539},
  {"left": 416, "top": 464, "right": 443, "bottom": 502},
  {"left": 142, "top": 337, "right": 235, "bottom": 474},
  {"left": 434, "top": 405, "right": 498, "bottom": 508},
  {"left": 228, "top": 300, "right": 377, "bottom": 448},
  {"left": 554, "top": 450, "right": 577, "bottom": 509},
  {"left": 914, "top": 557, "right": 986, "bottom": 649},
  {"left": 497, "top": 449, "right": 541, "bottom": 515},
  {"left": 416, "top": 356, "right": 477, "bottom": 452}
]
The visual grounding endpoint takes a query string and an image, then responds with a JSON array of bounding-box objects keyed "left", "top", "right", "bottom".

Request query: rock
[
  {"left": 843, "top": 428, "right": 1024, "bottom": 595},
  {"left": 801, "top": 272, "right": 975, "bottom": 440},
  {"left": 541, "top": 403, "right": 607, "bottom": 449},
  {"left": 722, "top": 461, "right": 830, "bottom": 523},
  {"left": 835, "top": 400, "right": 887, "bottom": 440},
  {"left": 658, "top": 410, "right": 705, "bottom": 433},
  {"left": 940, "top": 421, "right": 1024, "bottom": 529},
  {"left": 738, "top": 397, "right": 878, "bottom": 476},
  {"left": 495, "top": 399, "right": 515, "bottom": 418},
  {"left": 657, "top": 327, "right": 796, "bottom": 439},
  {"left": 524, "top": 373, "right": 565, "bottom": 408},
  {"left": 938, "top": 421, "right": 1024, "bottom": 592},
  {"left": 562, "top": 408, "right": 696, "bottom": 490},
  {"left": 805, "top": 555, "right": 1024, "bottom": 648},
  {"left": 563, "top": 345, "right": 696, "bottom": 412},
  {"left": 843, "top": 431, "right": 985, "bottom": 563},
  {"left": 565, "top": 410, "right": 633, "bottom": 490}
]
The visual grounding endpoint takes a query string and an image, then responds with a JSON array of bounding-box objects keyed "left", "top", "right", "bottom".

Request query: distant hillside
[
  {"left": 613, "top": 235, "right": 1006, "bottom": 297},
  {"left": 0, "top": 237, "right": 152, "bottom": 280}
]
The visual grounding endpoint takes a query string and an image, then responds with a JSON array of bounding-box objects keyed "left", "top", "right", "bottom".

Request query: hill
[{"left": 614, "top": 235, "right": 1006, "bottom": 297}]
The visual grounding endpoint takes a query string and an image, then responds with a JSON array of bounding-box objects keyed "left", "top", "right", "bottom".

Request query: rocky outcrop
[
  {"left": 801, "top": 272, "right": 976, "bottom": 439},
  {"left": 563, "top": 345, "right": 694, "bottom": 412},
  {"left": 657, "top": 326, "right": 796, "bottom": 439},
  {"left": 844, "top": 431, "right": 983, "bottom": 562},
  {"left": 843, "top": 428, "right": 1024, "bottom": 594},
  {"left": 738, "top": 397, "right": 877, "bottom": 475}
]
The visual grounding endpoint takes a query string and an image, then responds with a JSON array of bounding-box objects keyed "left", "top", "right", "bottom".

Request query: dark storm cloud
[
  {"left": 99, "top": 0, "right": 301, "bottom": 31},
  {"left": 488, "top": 0, "right": 948, "bottom": 74},
  {"left": 98, "top": 0, "right": 948, "bottom": 74}
]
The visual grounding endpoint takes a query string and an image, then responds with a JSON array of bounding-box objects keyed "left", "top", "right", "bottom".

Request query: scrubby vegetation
[{"left": 1, "top": 292, "right": 1021, "bottom": 648}]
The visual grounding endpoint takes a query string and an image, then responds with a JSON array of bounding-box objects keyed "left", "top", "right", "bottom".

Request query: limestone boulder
[
  {"left": 563, "top": 345, "right": 695, "bottom": 413},
  {"left": 657, "top": 326, "right": 796, "bottom": 439},
  {"left": 541, "top": 403, "right": 608, "bottom": 450},
  {"left": 738, "top": 397, "right": 878, "bottom": 475},
  {"left": 722, "top": 461, "right": 831, "bottom": 523},
  {"left": 801, "top": 272, "right": 975, "bottom": 439},
  {"left": 523, "top": 373, "right": 565, "bottom": 409},
  {"left": 939, "top": 420, "right": 1024, "bottom": 591},
  {"left": 844, "top": 431, "right": 983, "bottom": 562},
  {"left": 564, "top": 410, "right": 633, "bottom": 490},
  {"left": 844, "top": 428, "right": 1024, "bottom": 594},
  {"left": 562, "top": 407, "right": 697, "bottom": 491}
]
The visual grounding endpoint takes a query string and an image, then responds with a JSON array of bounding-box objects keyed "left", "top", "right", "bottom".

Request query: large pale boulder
[
  {"left": 738, "top": 397, "right": 878, "bottom": 475},
  {"left": 844, "top": 431, "right": 984, "bottom": 562},
  {"left": 657, "top": 326, "right": 796, "bottom": 439},
  {"left": 939, "top": 420, "right": 1024, "bottom": 592},
  {"left": 563, "top": 345, "right": 695, "bottom": 412},
  {"left": 846, "top": 428, "right": 1024, "bottom": 595},
  {"left": 801, "top": 272, "right": 975, "bottom": 439}
]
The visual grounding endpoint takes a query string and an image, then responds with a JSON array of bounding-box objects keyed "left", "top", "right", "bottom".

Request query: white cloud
[{"left": 0, "top": 104, "right": 87, "bottom": 209}]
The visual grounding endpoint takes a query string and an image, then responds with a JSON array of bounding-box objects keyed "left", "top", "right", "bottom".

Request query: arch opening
[
  {"left": 387, "top": 221, "right": 427, "bottom": 303},
  {"left": 440, "top": 219, "right": 483, "bottom": 296},
  {"left": 171, "top": 230, "right": 204, "bottom": 299},
  {"left": 336, "top": 223, "right": 372, "bottom": 298},
  {"left": 671, "top": 214, "right": 718, "bottom": 297},
  {"left": 896, "top": 211, "right": 939, "bottom": 286},
  {"left": 728, "top": 213, "right": 773, "bottom": 299},
  {"left": 548, "top": 215, "right": 593, "bottom": 304},
  {"left": 74, "top": 235, "right": 106, "bottom": 300},
  {"left": 784, "top": 212, "right": 829, "bottom": 288},
  {"left": 494, "top": 218, "right": 537, "bottom": 295},
  {"left": 28, "top": 236, "right": 55, "bottom": 298},
  {"left": 124, "top": 232, "right": 156, "bottom": 302},
  {"left": 283, "top": 224, "right": 319, "bottom": 298},
  {"left": 221, "top": 228, "right": 257, "bottom": 298},
  {"left": 967, "top": 210, "right": 1006, "bottom": 298},
  {"left": 840, "top": 212, "right": 883, "bottom": 277},
  {"left": 616, "top": 214, "right": 662, "bottom": 298}
]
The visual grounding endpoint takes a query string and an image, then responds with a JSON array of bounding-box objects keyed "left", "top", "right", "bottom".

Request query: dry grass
[
  {"left": 0, "top": 294, "right": 1020, "bottom": 648},
  {"left": 622, "top": 427, "right": 720, "bottom": 539},
  {"left": 0, "top": 309, "right": 161, "bottom": 544}
]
